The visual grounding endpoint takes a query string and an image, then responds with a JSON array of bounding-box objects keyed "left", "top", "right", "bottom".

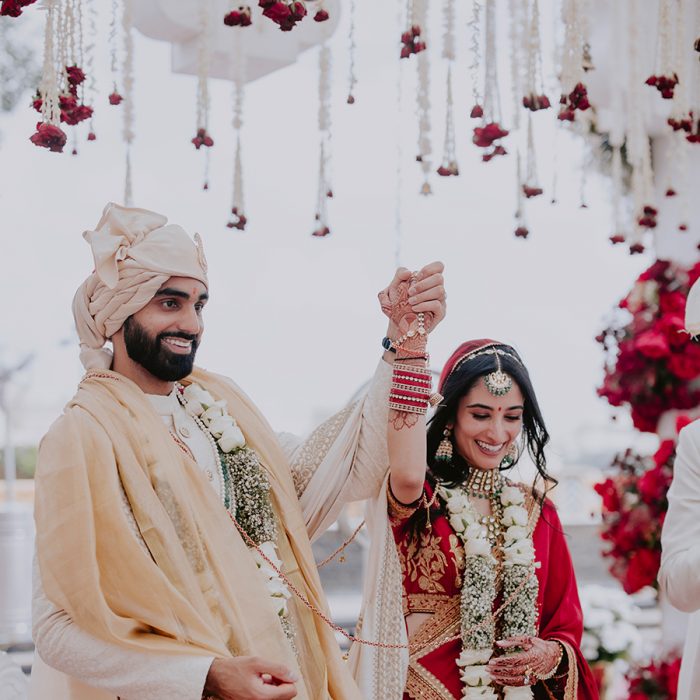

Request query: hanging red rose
[
  {"left": 313, "top": 8, "right": 329, "bottom": 22},
  {"left": 226, "top": 207, "right": 247, "bottom": 230},
  {"left": 557, "top": 82, "right": 590, "bottom": 121},
  {"left": 522, "top": 93, "right": 550, "bottom": 111},
  {"left": 109, "top": 91, "right": 123, "bottom": 105},
  {"left": 400, "top": 25, "right": 426, "bottom": 59},
  {"left": 224, "top": 5, "right": 252, "bottom": 26},
  {"left": 645, "top": 73, "right": 679, "bottom": 100},
  {"left": 0, "top": 0, "right": 37, "bottom": 17},
  {"left": 29, "top": 122, "right": 67, "bottom": 152},
  {"left": 191, "top": 128, "right": 214, "bottom": 149}
]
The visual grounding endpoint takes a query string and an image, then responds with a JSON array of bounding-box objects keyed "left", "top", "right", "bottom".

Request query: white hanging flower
[
  {"left": 465, "top": 538, "right": 492, "bottom": 558},
  {"left": 504, "top": 525, "right": 528, "bottom": 544},
  {"left": 202, "top": 401, "right": 227, "bottom": 423},
  {"left": 446, "top": 491, "right": 470, "bottom": 514},
  {"left": 502, "top": 505, "right": 528, "bottom": 527},
  {"left": 450, "top": 512, "right": 468, "bottom": 533},
  {"left": 500, "top": 485, "right": 525, "bottom": 506},
  {"left": 208, "top": 414, "right": 236, "bottom": 438},
  {"left": 182, "top": 384, "right": 214, "bottom": 415},
  {"left": 457, "top": 648, "right": 493, "bottom": 667},
  {"left": 503, "top": 539, "right": 535, "bottom": 566},
  {"left": 461, "top": 665, "right": 492, "bottom": 687}
]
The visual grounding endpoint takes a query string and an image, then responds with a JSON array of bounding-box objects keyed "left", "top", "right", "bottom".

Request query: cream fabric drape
[{"left": 34, "top": 367, "right": 362, "bottom": 700}]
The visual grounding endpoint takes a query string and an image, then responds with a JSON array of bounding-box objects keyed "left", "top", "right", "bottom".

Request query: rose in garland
[{"left": 598, "top": 259, "right": 700, "bottom": 432}]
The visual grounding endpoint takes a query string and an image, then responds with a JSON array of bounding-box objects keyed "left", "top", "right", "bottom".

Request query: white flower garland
[
  {"left": 437, "top": 482, "right": 539, "bottom": 700},
  {"left": 179, "top": 383, "right": 293, "bottom": 623}
]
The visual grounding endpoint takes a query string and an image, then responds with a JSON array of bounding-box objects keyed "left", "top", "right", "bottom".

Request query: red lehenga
[{"left": 389, "top": 481, "right": 599, "bottom": 700}]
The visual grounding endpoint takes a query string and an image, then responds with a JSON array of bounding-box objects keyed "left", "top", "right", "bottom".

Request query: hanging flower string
[
  {"left": 558, "top": 0, "right": 591, "bottom": 121},
  {"left": 412, "top": 0, "right": 432, "bottom": 194},
  {"left": 522, "top": 0, "right": 549, "bottom": 112},
  {"left": 473, "top": 0, "right": 508, "bottom": 163},
  {"left": 646, "top": 0, "right": 678, "bottom": 100},
  {"left": 312, "top": 42, "right": 332, "bottom": 237},
  {"left": 30, "top": 0, "right": 66, "bottom": 152},
  {"left": 437, "top": 0, "right": 458, "bottom": 177},
  {"left": 346, "top": 0, "right": 357, "bottom": 103},
  {"left": 514, "top": 151, "right": 529, "bottom": 239},
  {"left": 228, "top": 38, "right": 247, "bottom": 231},
  {"left": 122, "top": 0, "right": 135, "bottom": 205},
  {"left": 193, "top": 2, "right": 214, "bottom": 152},
  {"left": 468, "top": 0, "right": 483, "bottom": 118}
]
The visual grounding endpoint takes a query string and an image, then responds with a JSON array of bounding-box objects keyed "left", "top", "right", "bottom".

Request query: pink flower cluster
[{"left": 597, "top": 260, "right": 700, "bottom": 432}]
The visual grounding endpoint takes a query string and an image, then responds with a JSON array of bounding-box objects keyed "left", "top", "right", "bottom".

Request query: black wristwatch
[{"left": 381, "top": 336, "right": 397, "bottom": 353}]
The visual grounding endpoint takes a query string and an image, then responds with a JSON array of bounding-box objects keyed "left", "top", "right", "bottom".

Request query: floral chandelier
[{"left": 4, "top": 0, "right": 700, "bottom": 249}]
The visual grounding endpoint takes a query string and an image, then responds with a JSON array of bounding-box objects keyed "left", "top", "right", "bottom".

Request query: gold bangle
[{"left": 535, "top": 641, "right": 564, "bottom": 681}]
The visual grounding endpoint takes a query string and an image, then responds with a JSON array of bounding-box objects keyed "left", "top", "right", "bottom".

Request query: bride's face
[{"left": 450, "top": 377, "right": 524, "bottom": 471}]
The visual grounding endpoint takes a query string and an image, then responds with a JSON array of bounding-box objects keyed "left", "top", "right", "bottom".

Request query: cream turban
[
  {"left": 687, "top": 276, "right": 700, "bottom": 338},
  {"left": 72, "top": 202, "right": 209, "bottom": 370}
]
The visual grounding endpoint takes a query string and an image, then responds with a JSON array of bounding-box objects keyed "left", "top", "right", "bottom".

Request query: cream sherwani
[
  {"left": 660, "top": 420, "right": 700, "bottom": 699},
  {"left": 30, "top": 361, "right": 390, "bottom": 700}
]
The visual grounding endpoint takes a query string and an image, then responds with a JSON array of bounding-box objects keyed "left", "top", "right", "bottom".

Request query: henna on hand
[
  {"left": 487, "top": 636, "right": 562, "bottom": 687},
  {"left": 388, "top": 409, "right": 421, "bottom": 431}
]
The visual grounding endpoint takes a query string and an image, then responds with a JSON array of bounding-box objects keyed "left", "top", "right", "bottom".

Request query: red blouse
[{"left": 389, "top": 481, "right": 599, "bottom": 700}]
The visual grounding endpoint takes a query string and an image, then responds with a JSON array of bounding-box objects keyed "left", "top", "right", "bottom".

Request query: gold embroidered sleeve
[{"left": 287, "top": 402, "right": 358, "bottom": 498}]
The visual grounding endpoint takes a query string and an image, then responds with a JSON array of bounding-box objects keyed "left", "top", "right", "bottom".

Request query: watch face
[{"left": 382, "top": 337, "right": 392, "bottom": 350}]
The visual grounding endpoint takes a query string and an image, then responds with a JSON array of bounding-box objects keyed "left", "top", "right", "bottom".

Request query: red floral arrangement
[
  {"left": 595, "top": 439, "right": 677, "bottom": 593},
  {"left": 522, "top": 93, "right": 550, "bottom": 112},
  {"left": 597, "top": 259, "right": 700, "bottom": 432},
  {"left": 625, "top": 654, "right": 681, "bottom": 700}
]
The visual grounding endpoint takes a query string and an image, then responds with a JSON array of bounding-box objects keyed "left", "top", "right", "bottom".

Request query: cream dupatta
[{"left": 34, "top": 367, "right": 362, "bottom": 700}]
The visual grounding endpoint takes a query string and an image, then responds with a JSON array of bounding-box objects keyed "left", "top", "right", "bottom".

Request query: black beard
[{"left": 122, "top": 316, "right": 199, "bottom": 381}]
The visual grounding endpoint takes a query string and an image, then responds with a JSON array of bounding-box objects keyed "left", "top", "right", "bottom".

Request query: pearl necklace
[{"left": 174, "top": 384, "right": 229, "bottom": 509}]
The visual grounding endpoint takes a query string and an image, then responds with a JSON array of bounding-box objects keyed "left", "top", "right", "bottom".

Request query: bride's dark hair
[{"left": 427, "top": 344, "right": 555, "bottom": 500}]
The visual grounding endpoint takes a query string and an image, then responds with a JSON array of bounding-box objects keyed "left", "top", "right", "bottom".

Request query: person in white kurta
[{"left": 658, "top": 275, "right": 700, "bottom": 700}]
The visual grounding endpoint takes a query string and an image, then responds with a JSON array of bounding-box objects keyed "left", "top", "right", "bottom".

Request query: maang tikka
[
  {"left": 483, "top": 350, "right": 512, "bottom": 397},
  {"left": 435, "top": 427, "right": 453, "bottom": 463}
]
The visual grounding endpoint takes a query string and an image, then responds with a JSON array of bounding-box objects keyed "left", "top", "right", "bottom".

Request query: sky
[{"left": 0, "top": 0, "right": 662, "bottom": 484}]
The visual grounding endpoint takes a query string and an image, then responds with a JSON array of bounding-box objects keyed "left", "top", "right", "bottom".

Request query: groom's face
[{"left": 123, "top": 276, "right": 208, "bottom": 381}]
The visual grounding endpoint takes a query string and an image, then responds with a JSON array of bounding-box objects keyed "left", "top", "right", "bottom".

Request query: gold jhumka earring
[{"left": 435, "top": 427, "right": 453, "bottom": 463}]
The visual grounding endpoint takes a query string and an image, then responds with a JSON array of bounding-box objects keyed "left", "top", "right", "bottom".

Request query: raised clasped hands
[
  {"left": 377, "top": 261, "right": 446, "bottom": 351},
  {"left": 487, "top": 635, "right": 562, "bottom": 687}
]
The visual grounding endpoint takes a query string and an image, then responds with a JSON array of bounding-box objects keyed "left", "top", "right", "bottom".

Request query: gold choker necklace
[{"left": 464, "top": 467, "right": 504, "bottom": 499}]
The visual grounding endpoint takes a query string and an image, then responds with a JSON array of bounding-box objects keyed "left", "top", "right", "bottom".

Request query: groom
[{"left": 30, "top": 202, "right": 446, "bottom": 700}]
